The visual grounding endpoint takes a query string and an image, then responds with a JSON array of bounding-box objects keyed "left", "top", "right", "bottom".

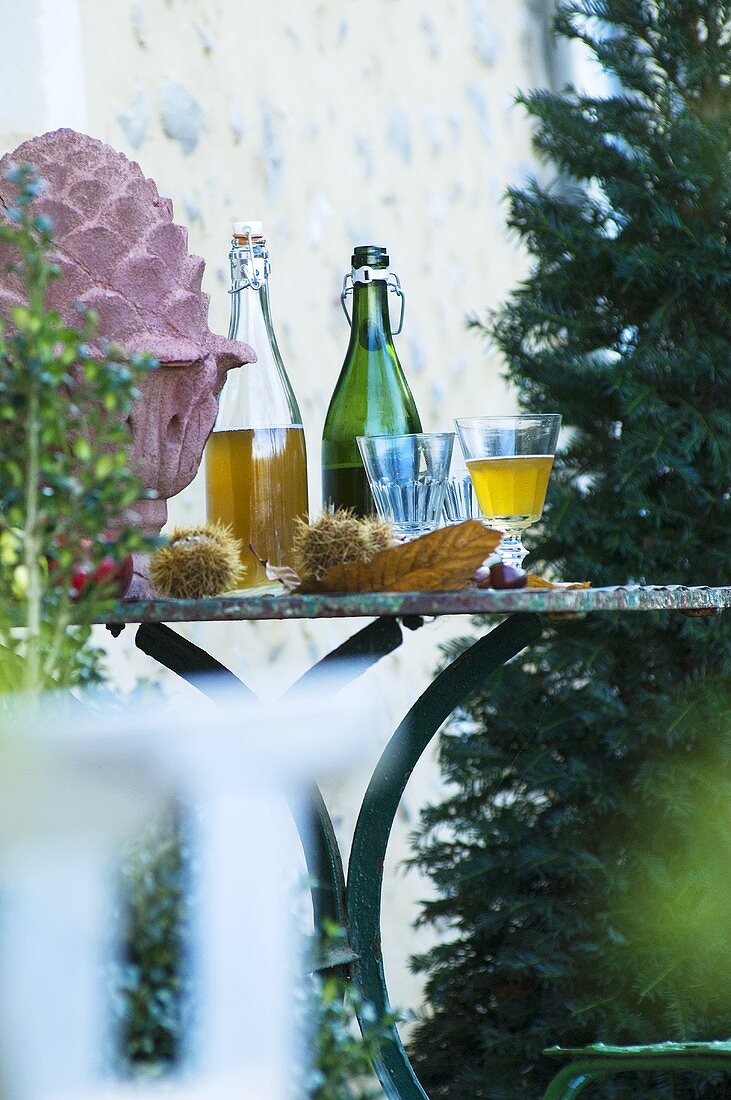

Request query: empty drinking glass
[
  {"left": 357, "top": 432, "right": 454, "bottom": 539},
  {"left": 442, "top": 472, "right": 482, "bottom": 525}
]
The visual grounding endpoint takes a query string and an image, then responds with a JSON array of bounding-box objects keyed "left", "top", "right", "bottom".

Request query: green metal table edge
[{"left": 105, "top": 584, "right": 731, "bottom": 623}]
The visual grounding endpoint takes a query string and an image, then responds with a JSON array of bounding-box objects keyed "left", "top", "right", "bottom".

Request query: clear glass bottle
[
  {"left": 205, "top": 221, "right": 308, "bottom": 588},
  {"left": 322, "top": 245, "right": 421, "bottom": 516}
]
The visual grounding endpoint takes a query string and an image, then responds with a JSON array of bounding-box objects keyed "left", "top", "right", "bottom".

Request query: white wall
[{"left": 0, "top": 0, "right": 561, "bottom": 1035}]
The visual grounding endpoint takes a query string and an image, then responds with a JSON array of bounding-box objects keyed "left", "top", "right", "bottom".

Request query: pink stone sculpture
[{"left": 0, "top": 129, "right": 254, "bottom": 562}]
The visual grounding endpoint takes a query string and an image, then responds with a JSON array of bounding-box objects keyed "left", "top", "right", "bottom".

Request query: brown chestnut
[{"left": 489, "top": 562, "right": 527, "bottom": 590}]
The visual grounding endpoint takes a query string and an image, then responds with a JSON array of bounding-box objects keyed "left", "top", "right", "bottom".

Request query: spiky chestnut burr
[
  {"left": 292, "top": 509, "right": 394, "bottom": 583},
  {"left": 364, "top": 516, "right": 394, "bottom": 554},
  {"left": 148, "top": 523, "right": 243, "bottom": 599}
]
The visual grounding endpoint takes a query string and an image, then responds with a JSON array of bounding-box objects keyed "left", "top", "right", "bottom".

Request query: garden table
[{"left": 108, "top": 584, "right": 730, "bottom": 1100}]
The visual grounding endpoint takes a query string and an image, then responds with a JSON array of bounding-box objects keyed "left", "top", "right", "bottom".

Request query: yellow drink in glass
[
  {"left": 455, "top": 415, "right": 561, "bottom": 569},
  {"left": 205, "top": 425, "right": 308, "bottom": 588},
  {"left": 466, "top": 454, "right": 554, "bottom": 531}
]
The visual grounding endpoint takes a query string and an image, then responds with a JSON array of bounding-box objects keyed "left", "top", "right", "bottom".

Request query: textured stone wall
[{"left": 0, "top": 0, "right": 560, "bottom": 1030}]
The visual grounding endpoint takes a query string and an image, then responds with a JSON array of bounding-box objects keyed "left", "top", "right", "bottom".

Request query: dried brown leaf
[
  {"left": 526, "top": 574, "right": 591, "bottom": 590},
  {"left": 265, "top": 563, "right": 301, "bottom": 594},
  {"left": 302, "top": 520, "right": 501, "bottom": 594}
]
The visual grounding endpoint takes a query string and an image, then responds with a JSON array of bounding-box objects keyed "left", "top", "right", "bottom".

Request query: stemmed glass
[{"left": 454, "top": 414, "right": 561, "bottom": 568}]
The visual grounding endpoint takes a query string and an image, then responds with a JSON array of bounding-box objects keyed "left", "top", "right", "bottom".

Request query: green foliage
[
  {"left": 0, "top": 163, "right": 155, "bottom": 693},
  {"left": 409, "top": 3, "right": 731, "bottom": 1097},
  {"left": 301, "top": 923, "right": 400, "bottom": 1100},
  {"left": 114, "top": 813, "right": 191, "bottom": 1072},
  {"left": 114, "top": 827, "right": 394, "bottom": 1097}
]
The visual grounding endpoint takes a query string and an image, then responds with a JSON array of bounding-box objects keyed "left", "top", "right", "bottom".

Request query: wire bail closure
[
  {"left": 340, "top": 268, "right": 405, "bottom": 335},
  {"left": 229, "top": 224, "right": 269, "bottom": 294}
]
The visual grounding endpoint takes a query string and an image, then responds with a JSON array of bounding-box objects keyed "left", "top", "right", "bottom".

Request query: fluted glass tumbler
[
  {"left": 357, "top": 432, "right": 454, "bottom": 539},
  {"left": 442, "top": 473, "right": 482, "bottom": 525},
  {"left": 455, "top": 414, "right": 561, "bottom": 568}
]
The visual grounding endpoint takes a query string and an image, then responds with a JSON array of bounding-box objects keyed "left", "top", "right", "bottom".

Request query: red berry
[
  {"left": 90, "top": 554, "right": 134, "bottom": 597},
  {"left": 69, "top": 565, "right": 93, "bottom": 599},
  {"left": 49, "top": 547, "right": 134, "bottom": 601}
]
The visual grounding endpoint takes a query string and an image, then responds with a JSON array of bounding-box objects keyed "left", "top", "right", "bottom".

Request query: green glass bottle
[{"left": 322, "top": 245, "right": 422, "bottom": 515}]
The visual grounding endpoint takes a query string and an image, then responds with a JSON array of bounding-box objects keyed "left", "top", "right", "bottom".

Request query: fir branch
[{"left": 410, "top": 3, "right": 731, "bottom": 1096}]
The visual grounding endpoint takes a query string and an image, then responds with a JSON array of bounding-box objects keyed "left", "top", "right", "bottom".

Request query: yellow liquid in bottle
[
  {"left": 466, "top": 455, "right": 554, "bottom": 530},
  {"left": 205, "top": 426, "right": 308, "bottom": 589}
]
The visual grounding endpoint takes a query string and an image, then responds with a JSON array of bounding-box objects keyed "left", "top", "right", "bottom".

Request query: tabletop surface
[{"left": 106, "top": 585, "right": 731, "bottom": 624}]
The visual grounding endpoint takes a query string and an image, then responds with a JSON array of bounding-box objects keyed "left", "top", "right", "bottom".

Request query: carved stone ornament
[{"left": 0, "top": 129, "right": 254, "bottom": 569}]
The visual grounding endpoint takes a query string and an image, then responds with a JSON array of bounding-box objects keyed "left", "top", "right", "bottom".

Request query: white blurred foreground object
[{"left": 0, "top": 678, "right": 372, "bottom": 1100}]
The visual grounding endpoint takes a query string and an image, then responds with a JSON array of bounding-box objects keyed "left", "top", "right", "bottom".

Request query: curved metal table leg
[
  {"left": 346, "top": 614, "right": 543, "bottom": 1100},
  {"left": 283, "top": 616, "right": 406, "bottom": 946},
  {"left": 133, "top": 618, "right": 404, "bottom": 949},
  {"left": 542, "top": 1064, "right": 597, "bottom": 1100},
  {"left": 134, "top": 622, "right": 349, "bottom": 939},
  {"left": 135, "top": 622, "right": 259, "bottom": 701}
]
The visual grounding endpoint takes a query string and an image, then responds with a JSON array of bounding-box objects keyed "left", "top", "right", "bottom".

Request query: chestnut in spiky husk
[
  {"left": 293, "top": 509, "right": 394, "bottom": 583},
  {"left": 365, "top": 516, "right": 394, "bottom": 554},
  {"left": 149, "top": 523, "right": 243, "bottom": 599}
]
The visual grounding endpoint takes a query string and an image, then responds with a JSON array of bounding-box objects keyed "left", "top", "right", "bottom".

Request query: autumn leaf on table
[
  {"left": 301, "top": 520, "right": 501, "bottom": 594},
  {"left": 265, "top": 561, "right": 301, "bottom": 595},
  {"left": 526, "top": 575, "right": 591, "bottom": 590}
]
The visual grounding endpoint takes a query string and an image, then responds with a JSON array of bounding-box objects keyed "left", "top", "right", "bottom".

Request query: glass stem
[{"left": 499, "top": 532, "right": 528, "bottom": 570}]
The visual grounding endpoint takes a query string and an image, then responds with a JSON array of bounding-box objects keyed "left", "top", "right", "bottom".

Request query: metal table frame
[{"left": 108, "top": 585, "right": 730, "bottom": 1100}]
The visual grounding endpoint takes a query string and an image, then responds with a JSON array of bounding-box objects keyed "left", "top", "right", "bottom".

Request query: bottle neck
[
  {"left": 228, "top": 239, "right": 270, "bottom": 334},
  {"left": 216, "top": 242, "right": 303, "bottom": 430},
  {"left": 228, "top": 272, "right": 275, "bottom": 343},
  {"left": 348, "top": 278, "right": 394, "bottom": 354},
  {"left": 228, "top": 240, "right": 286, "bottom": 366}
]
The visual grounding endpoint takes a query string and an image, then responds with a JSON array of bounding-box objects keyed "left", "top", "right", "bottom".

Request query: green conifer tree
[{"left": 408, "top": 2, "right": 731, "bottom": 1097}]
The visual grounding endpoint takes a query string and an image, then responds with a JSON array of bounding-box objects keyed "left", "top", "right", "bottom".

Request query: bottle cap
[
  {"left": 233, "top": 220, "right": 264, "bottom": 239},
  {"left": 352, "top": 245, "right": 389, "bottom": 269}
]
